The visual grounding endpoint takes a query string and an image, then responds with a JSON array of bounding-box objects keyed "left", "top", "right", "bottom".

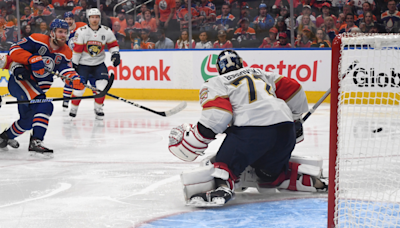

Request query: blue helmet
[
  {"left": 216, "top": 49, "right": 243, "bottom": 75},
  {"left": 64, "top": 11, "right": 74, "bottom": 19},
  {"left": 50, "top": 19, "right": 69, "bottom": 32}
]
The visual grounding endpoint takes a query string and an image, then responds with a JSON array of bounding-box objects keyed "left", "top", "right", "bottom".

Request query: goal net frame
[{"left": 328, "top": 33, "right": 400, "bottom": 228}]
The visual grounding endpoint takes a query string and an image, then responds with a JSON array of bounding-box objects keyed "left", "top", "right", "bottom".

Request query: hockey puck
[{"left": 372, "top": 127, "right": 383, "bottom": 133}]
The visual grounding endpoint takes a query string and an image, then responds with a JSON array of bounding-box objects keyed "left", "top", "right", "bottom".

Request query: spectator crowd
[{"left": 0, "top": 0, "right": 400, "bottom": 50}]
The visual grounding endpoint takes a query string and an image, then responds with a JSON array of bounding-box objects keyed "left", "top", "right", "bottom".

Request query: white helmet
[{"left": 86, "top": 8, "right": 101, "bottom": 19}]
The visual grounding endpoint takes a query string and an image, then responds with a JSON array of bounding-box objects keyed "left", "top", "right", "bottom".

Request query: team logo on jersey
[
  {"left": 38, "top": 46, "right": 47, "bottom": 56},
  {"left": 101, "top": 35, "right": 105, "bottom": 41},
  {"left": 33, "top": 56, "right": 54, "bottom": 78},
  {"left": 87, "top": 40, "right": 102, "bottom": 57},
  {"left": 159, "top": 0, "right": 167, "bottom": 10},
  {"left": 199, "top": 88, "right": 209, "bottom": 103},
  {"left": 200, "top": 54, "right": 219, "bottom": 81}
]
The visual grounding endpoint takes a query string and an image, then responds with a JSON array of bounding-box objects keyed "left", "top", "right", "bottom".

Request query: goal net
[{"left": 328, "top": 33, "right": 400, "bottom": 228}]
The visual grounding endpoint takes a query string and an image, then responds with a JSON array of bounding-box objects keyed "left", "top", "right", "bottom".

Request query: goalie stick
[
  {"left": 301, "top": 60, "right": 359, "bottom": 123},
  {"left": 3, "top": 73, "right": 114, "bottom": 105}
]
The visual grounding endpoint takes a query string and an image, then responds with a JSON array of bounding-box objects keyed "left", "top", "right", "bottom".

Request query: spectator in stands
[
  {"left": 356, "top": 2, "right": 377, "bottom": 26},
  {"left": 233, "top": 17, "right": 256, "bottom": 48},
  {"left": 128, "top": 29, "right": 142, "bottom": 50},
  {"left": 213, "top": 3, "right": 236, "bottom": 35},
  {"left": 259, "top": 27, "right": 278, "bottom": 48},
  {"left": 154, "top": 0, "right": 177, "bottom": 36},
  {"left": 39, "top": 21, "right": 49, "bottom": 35},
  {"left": 339, "top": 13, "right": 358, "bottom": 33},
  {"left": 155, "top": 29, "right": 174, "bottom": 49},
  {"left": 316, "top": 3, "right": 337, "bottom": 28},
  {"left": 141, "top": 29, "right": 156, "bottom": 49},
  {"left": 311, "top": 28, "right": 331, "bottom": 48},
  {"left": 279, "top": 5, "right": 289, "bottom": 18},
  {"left": 141, "top": 9, "right": 158, "bottom": 33},
  {"left": 72, "top": 0, "right": 87, "bottom": 16},
  {"left": 324, "top": 16, "right": 338, "bottom": 42},
  {"left": 195, "top": 31, "right": 212, "bottom": 49},
  {"left": 52, "top": 0, "right": 66, "bottom": 8},
  {"left": 197, "top": 0, "right": 216, "bottom": 32},
  {"left": 276, "top": 16, "right": 291, "bottom": 40},
  {"left": 297, "top": 14, "right": 317, "bottom": 35},
  {"left": 21, "top": 24, "right": 32, "bottom": 38},
  {"left": 21, "top": 6, "right": 33, "bottom": 27},
  {"left": 381, "top": 0, "right": 400, "bottom": 33},
  {"left": 368, "top": 24, "right": 380, "bottom": 33},
  {"left": 5, "top": 15, "right": 17, "bottom": 48},
  {"left": 296, "top": 5, "right": 316, "bottom": 27},
  {"left": 273, "top": 32, "right": 291, "bottom": 47},
  {"left": 295, "top": 26, "right": 313, "bottom": 48},
  {"left": 336, "top": 13, "right": 345, "bottom": 30},
  {"left": 125, "top": 15, "right": 142, "bottom": 40},
  {"left": 213, "top": 29, "right": 233, "bottom": 48},
  {"left": 136, "top": 4, "right": 148, "bottom": 23},
  {"left": 43, "top": 0, "right": 55, "bottom": 17},
  {"left": 253, "top": 3, "right": 274, "bottom": 40},
  {"left": 0, "top": 18, "right": 6, "bottom": 51},
  {"left": 111, "top": 8, "right": 127, "bottom": 33},
  {"left": 31, "top": 0, "right": 54, "bottom": 33},
  {"left": 272, "top": 0, "right": 299, "bottom": 12},
  {"left": 347, "top": 0, "right": 376, "bottom": 16},
  {"left": 178, "top": 0, "right": 200, "bottom": 30},
  {"left": 342, "top": 5, "right": 357, "bottom": 22},
  {"left": 99, "top": 4, "right": 112, "bottom": 27},
  {"left": 112, "top": 21, "right": 126, "bottom": 45},
  {"left": 175, "top": 29, "right": 195, "bottom": 48},
  {"left": 359, "top": 11, "right": 375, "bottom": 33}
]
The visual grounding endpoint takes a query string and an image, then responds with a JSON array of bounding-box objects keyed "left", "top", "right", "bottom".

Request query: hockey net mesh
[{"left": 334, "top": 33, "right": 400, "bottom": 227}]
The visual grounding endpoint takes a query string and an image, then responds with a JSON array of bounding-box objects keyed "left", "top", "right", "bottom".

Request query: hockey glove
[
  {"left": 294, "top": 119, "right": 304, "bottom": 143},
  {"left": 68, "top": 75, "right": 86, "bottom": 90},
  {"left": 111, "top": 52, "right": 120, "bottom": 67},
  {"left": 28, "top": 55, "right": 45, "bottom": 76},
  {"left": 168, "top": 123, "right": 214, "bottom": 162},
  {"left": 11, "top": 64, "right": 30, "bottom": 80}
]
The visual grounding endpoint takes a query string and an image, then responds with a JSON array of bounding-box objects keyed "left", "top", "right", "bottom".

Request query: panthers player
[
  {"left": 62, "top": 11, "right": 87, "bottom": 110},
  {"left": 168, "top": 50, "right": 326, "bottom": 206},
  {"left": 70, "top": 8, "right": 120, "bottom": 120},
  {"left": 0, "top": 19, "right": 85, "bottom": 158}
]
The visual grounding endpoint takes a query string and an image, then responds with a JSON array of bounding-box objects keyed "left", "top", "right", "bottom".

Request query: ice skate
[
  {"left": 62, "top": 101, "right": 69, "bottom": 111},
  {"left": 29, "top": 137, "right": 53, "bottom": 159},
  {"left": 187, "top": 187, "right": 234, "bottom": 207},
  {"left": 94, "top": 106, "right": 104, "bottom": 120},
  {"left": 69, "top": 106, "right": 78, "bottom": 119}
]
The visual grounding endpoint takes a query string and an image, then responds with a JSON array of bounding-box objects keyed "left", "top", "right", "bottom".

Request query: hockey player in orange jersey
[
  {"left": 70, "top": 8, "right": 120, "bottom": 120},
  {"left": 0, "top": 19, "right": 85, "bottom": 158}
]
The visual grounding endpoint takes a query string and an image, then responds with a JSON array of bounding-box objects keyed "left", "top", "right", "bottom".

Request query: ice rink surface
[{"left": 0, "top": 98, "right": 331, "bottom": 228}]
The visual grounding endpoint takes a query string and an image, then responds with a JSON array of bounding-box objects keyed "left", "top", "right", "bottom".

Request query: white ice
[{"left": 0, "top": 98, "right": 331, "bottom": 228}]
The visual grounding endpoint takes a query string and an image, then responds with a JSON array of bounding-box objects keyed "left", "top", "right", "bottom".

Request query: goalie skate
[{"left": 187, "top": 187, "right": 234, "bottom": 207}]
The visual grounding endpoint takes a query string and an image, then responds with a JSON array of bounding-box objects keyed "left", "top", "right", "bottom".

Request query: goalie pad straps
[{"left": 212, "top": 162, "right": 238, "bottom": 190}]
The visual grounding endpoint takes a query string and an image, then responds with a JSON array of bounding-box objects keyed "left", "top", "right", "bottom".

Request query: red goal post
[{"left": 328, "top": 33, "right": 400, "bottom": 228}]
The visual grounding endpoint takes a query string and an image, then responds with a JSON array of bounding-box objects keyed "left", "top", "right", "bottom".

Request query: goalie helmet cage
[{"left": 328, "top": 33, "right": 400, "bottom": 228}]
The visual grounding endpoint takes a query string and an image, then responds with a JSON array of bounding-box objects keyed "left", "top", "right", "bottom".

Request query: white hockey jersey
[
  {"left": 72, "top": 25, "right": 119, "bottom": 66},
  {"left": 198, "top": 67, "right": 309, "bottom": 134}
]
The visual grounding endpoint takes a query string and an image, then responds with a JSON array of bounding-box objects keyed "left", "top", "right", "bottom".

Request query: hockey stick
[
  {"left": 301, "top": 60, "right": 359, "bottom": 123},
  {"left": 54, "top": 69, "right": 186, "bottom": 117},
  {"left": 99, "top": 92, "right": 187, "bottom": 117},
  {"left": 3, "top": 73, "right": 114, "bottom": 105}
]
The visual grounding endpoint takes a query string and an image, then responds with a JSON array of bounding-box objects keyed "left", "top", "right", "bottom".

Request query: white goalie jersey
[
  {"left": 72, "top": 25, "right": 119, "bottom": 66},
  {"left": 199, "top": 67, "right": 309, "bottom": 134}
]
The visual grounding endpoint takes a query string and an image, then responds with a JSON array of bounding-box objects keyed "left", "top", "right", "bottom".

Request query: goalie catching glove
[{"left": 168, "top": 123, "right": 214, "bottom": 162}]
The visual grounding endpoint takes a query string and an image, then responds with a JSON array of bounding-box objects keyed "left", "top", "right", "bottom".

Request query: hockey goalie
[{"left": 168, "top": 49, "right": 328, "bottom": 207}]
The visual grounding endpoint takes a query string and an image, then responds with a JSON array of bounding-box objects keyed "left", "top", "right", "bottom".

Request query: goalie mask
[{"left": 216, "top": 49, "right": 243, "bottom": 75}]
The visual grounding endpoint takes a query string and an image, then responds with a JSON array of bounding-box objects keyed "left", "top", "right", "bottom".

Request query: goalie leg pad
[{"left": 181, "top": 165, "right": 216, "bottom": 202}]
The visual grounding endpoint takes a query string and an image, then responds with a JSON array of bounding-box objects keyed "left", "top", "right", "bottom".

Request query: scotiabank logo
[
  {"left": 107, "top": 59, "right": 171, "bottom": 81},
  {"left": 200, "top": 55, "right": 319, "bottom": 82}
]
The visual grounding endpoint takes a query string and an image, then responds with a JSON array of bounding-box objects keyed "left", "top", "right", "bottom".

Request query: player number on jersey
[{"left": 230, "top": 75, "right": 273, "bottom": 103}]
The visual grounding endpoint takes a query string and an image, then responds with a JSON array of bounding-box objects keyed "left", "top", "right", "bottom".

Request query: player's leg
[
  {"left": 92, "top": 63, "right": 109, "bottom": 120},
  {"left": 69, "top": 65, "right": 89, "bottom": 118},
  {"left": 62, "top": 82, "right": 73, "bottom": 111},
  {"left": 253, "top": 122, "right": 327, "bottom": 192},
  {"left": 28, "top": 94, "right": 54, "bottom": 157}
]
